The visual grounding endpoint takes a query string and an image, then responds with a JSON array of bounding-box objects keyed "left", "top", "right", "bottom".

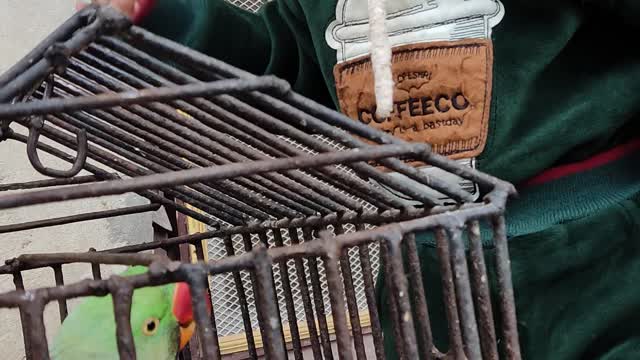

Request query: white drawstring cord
[{"left": 368, "top": 0, "right": 393, "bottom": 119}]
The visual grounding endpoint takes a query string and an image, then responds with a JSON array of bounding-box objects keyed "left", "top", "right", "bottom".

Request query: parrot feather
[{"left": 50, "top": 266, "right": 193, "bottom": 360}]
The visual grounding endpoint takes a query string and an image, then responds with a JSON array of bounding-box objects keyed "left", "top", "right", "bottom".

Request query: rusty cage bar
[{"left": 0, "top": 5, "right": 521, "bottom": 360}]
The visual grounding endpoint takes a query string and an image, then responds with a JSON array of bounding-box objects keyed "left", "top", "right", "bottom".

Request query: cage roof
[{"left": 0, "top": 5, "right": 514, "bottom": 232}]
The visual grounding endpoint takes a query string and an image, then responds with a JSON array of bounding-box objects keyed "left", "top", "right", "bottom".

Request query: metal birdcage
[{"left": 0, "top": 4, "right": 521, "bottom": 360}]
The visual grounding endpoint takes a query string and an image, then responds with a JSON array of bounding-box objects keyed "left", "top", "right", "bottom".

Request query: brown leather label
[{"left": 333, "top": 39, "right": 494, "bottom": 159}]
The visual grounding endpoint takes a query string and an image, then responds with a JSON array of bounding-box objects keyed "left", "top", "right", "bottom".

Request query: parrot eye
[{"left": 142, "top": 317, "right": 160, "bottom": 336}]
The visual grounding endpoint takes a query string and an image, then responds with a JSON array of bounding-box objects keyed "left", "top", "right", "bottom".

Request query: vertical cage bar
[
  {"left": 272, "top": 229, "right": 304, "bottom": 360},
  {"left": 177, "top": 213, "right": 205, "bottom": 360},
  {"left": 257, "top": 231, "right": 288, "bottom": 356},
  {"left": 448, "top": 226, "right": 482, "bottom": 360},
  {"left": 252, "top": 246, "right": 287, "bottom": 360},
  {"left": 323, "top": 246, "right": 354, "bottom": 360},
  {"left": 222, "top": 235, "right": 258, "bottom": 359},
  {"left": 195, "top": 241, "right": 206, "bottom": 261},
  {"left": 110, "top": 282, "right": 136, "bottom": 360},
  {"left": 288, "top": 228, "right": 323, "bottom": 360},
  {"left": 435, "top": 228, "right": 465, "bottom": 360},
  {"left": 187, "top": 239, "right": 211, "bottom": 360},
  {"left": 242, "top": 233, "right": 269, "bottom": 357},
  {"left": 381, "top": 241, "right": 406, "bottom": 360},
  {"left": 386, "top": 236, "right": 420, "bottom": 360},
  {"left": 51, "top": 265, "right": 68, "bottom": 322},
  {"left": 188, "top": 270, "right": 221, "bottom": 360},
  {"left": 334, "top": 224, "right": 367, "bottom": 360},
  {"left": 354, "top": 223, "right": 386, "bottom": 360},
  {"left": 13, "top": 272, "right": 33, "bottom": 360},
  {"left": 89, "top": 248, "right": 102, "bottom": 280},
  {"left": 91, "top": 264, "right": 102, "bottom": 280},
  {"left": 22, "top": 299, "right": 49, "bottom": 360},
  {"left": 468, "top": 221, "right": 498, "bottom": 360},
  {"left": 493, "top": 215, "right": 522, "bottom": 360},
  {"left": 205, "top": 282, "right": 222, "bottom": 360},
  {"left": 403, "top": 233, "right": 434, "bottom": 360},
  {"left": 179, "top": 350, "right": 193, "bottom": 360},
  {"left": 302, "top": 227, "right": 335, "bottom": 360}
]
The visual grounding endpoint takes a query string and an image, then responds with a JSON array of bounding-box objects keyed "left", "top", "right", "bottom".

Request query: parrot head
[{"left": 50, "top": 266, "right": 212, "bottom": 360}]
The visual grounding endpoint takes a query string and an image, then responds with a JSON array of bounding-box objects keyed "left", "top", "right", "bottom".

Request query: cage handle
[{"left": 26, "top": 78, "right": 88, "bottom": 178}]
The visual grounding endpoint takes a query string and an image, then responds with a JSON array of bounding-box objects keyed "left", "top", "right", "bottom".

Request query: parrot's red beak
[{"left": 173, "top": 282, "right": 213, "bottom": 350}]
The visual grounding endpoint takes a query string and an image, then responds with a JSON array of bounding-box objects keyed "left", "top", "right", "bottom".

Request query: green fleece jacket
[
  {"left": 139, "top": 0, "right": 640, "bottom": 185},
  {"left": 136, "top": 1, "right": 640, "bottom": 359}
]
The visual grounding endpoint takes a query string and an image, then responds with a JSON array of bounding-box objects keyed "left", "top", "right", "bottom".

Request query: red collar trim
[{"left": 521, "top": 138, "right": 640, "bottom": 188}]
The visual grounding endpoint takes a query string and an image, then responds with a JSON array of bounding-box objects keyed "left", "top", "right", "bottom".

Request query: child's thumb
[{"left": 74, "top": 0, "right": 136, "bottom": 20}]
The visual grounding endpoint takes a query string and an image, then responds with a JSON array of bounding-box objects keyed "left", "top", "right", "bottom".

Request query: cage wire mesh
[
  {"left": 226, "top": 0, "right": 269, "bottom": 12},
  {"left": 0, "top": 4, "right": 522, "bottom": 360},
  {"left": 209, "top": 123, "right": 381, "bottom": 338},
  {"left": 192, "top": 75, "right": 382, "bottom": 338},
  {"left": 208, "top": 226, "right": 380, "bottom": 338}
]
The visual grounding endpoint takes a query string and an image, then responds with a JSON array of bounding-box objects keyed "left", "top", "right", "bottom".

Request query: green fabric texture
[
  {"left": 376, "top": 149, "right": 640, "bottom": 359},
  {"left": 378, "top": 187, "right": 640, "bottom": 359},
  {"left": 139, "top": 0, "right": 337, "bottom": 107},
  {"left": 139, "top": 0, "right": 640, "bottom": 184},
  {"left": 419, "top": 146, "right": 640, "bottom": 247}
]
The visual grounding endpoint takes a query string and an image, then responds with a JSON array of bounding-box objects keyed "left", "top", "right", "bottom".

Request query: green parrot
[{"left": 50, "top": 265, "right": 211, "bottom": 359}]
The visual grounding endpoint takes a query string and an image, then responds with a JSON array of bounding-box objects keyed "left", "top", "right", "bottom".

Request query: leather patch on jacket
[{"left": 333, "top": 38, "right": 494, "bottom": 160}]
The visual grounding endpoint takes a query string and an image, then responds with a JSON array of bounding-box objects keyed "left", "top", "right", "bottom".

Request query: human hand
[{"left": 75, "top": 0, "right": 154, "bottom": 23}]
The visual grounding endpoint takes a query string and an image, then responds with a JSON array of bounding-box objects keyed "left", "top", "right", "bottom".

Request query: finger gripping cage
[{"left": 0, "top": 5, "right": 521, "bottom": 360}]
